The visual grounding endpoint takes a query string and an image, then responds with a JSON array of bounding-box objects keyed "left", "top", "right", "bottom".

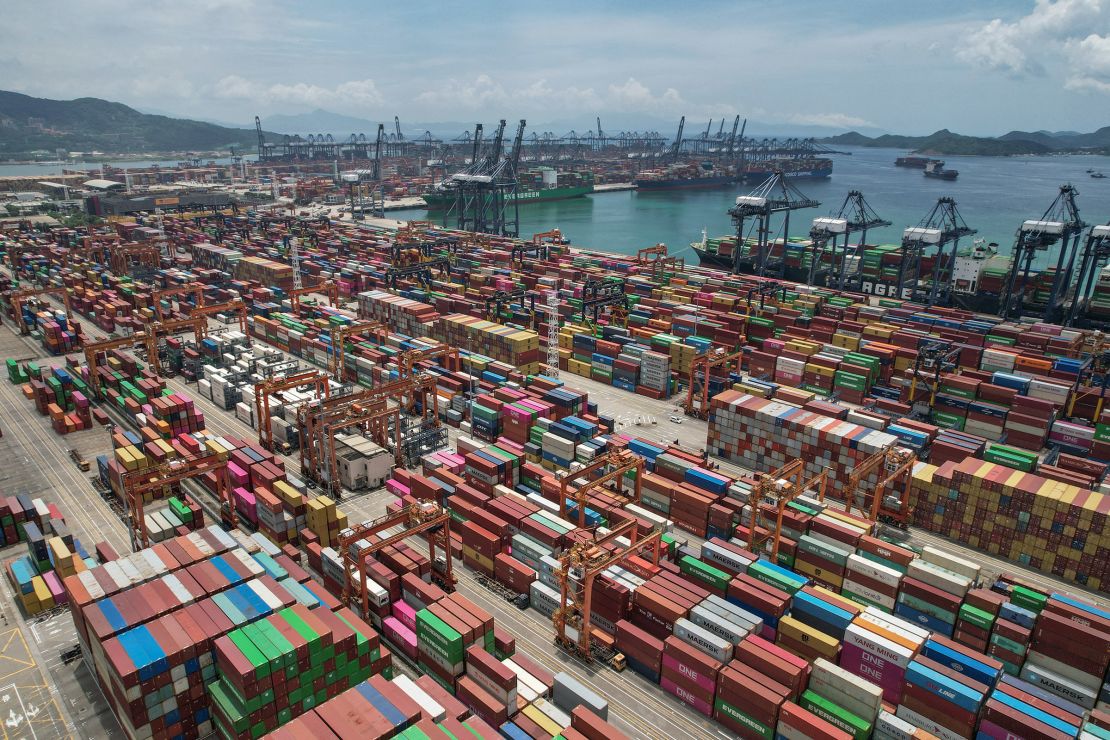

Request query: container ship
[
  {"left": 923, "top": 160, "right": 959, "bottom": 180},
  {"left": 895, "top": 156, "right": 932, "bottom": 168},
  {"left": 422, "top": 167, "right": 594, "bottom": 209},
  {"left": 741, "top": 157, "right": 834, "bottom": 181},
  {"left": 691, "top": 232, "right": 1067, "bottom": 315},
  {"left": 633, "top": 161, "right": 737, "bottom": 190}
]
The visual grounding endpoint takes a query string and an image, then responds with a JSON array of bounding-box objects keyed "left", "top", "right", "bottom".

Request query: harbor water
[{"left": 394, "top": 146, "right": 1110, "bottom": 267}]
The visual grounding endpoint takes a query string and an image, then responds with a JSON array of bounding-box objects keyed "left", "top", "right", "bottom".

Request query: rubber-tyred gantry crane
[
  {"left": 121, "top": 452, "right": 234, "bottom": 551},
  {"left": 339, "top": 501, "right": 455, "bottom": 617},
  {"left": 253, "top": 370, "right": 331, "bottom": 451},
  {"left": 684, "top": 348, "right": 743, "bottom": 419},
  {"left": 328, "top": 320, "right": 389, "bottom": 381},
  {"left": 153, "top": 285, "right": 205, "bottom": 321},
  {"left": 558, "top": 449, "right": 644, "bottom": 526},
  {"left": 747, "top": 458, "right": 828, "bottom": 560},
  {"left": 288, "top": 281, "right": 340, "bottom": 313},
  {"left": 554, "top": 519, "right": 662, "bottom": 661},
  {"left": 298, "top": 373, "right": 442, "bottom": 484},
  {"left": 7, "top": 286, "right": 74, "bottom": 335},
  {"left": 318, "top": 397, "right": 403, "bottom": 494},
  {"left": 843, "top": 446, "right": 916, "bottom": 527},
  {"left": 84, "top": 332, "right": 158, "bottom": 400}
]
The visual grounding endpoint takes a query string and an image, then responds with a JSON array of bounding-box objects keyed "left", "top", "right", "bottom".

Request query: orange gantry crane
[
  {"left": 328, "top": 320, "right": 389, "bottom": 380},
  {"left": 188, "top": 299, "right": 249, "bottom": 336},
  {"left": 146, "top": 315, "right": 208, "bottom": 374},
  {"left": 397, "top": 342, "right": 461, "bottom": 379},
  {"left": 253, "top": 370, "right": 331, "bottom": 451},
  {"left": 554, "top": 518, "right": 663, "bottom": 660},
  {"left": 121, "top": 453, "right": 234, "bottom": 551},
  {"left": 843, "top": 446, "right": 917, "bottom": 527},
  {"left": 153, "top": 285, "right": 205, "bottom": 321},
  {"left": 298, "top": 373, "right": 441, "bottom": 484},
  {"left": 558, "top": 449, "right": 644, "bottom": 526},
  {"left": 109, "top": 244, "right": 161, "bottom": 276},
  {"left": 684, "top": 347, "right": 744, "bottom": 419},
  {"left": 84, "top": 332, "right": 159, "bottom": 399},
  {"left": 288, "top": 282, "right": 340, "bottom": 313},
  {"left": 747, "top": 458, "right": 828, "bottom": 560},
  {"left": 7, "top": 287, "right": 75, "bottom": 335},
  {"left": 318, "top": 398, "right": 403, "bottom": 493},
  {"left": 339, "top": 501, "right": 455, "bottom": 616}
]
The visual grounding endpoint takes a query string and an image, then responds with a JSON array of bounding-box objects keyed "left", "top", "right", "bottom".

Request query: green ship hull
[{"left": 421, "top": 184, "right": 593, "bottom": 209}]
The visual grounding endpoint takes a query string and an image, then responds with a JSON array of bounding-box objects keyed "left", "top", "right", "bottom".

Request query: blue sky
[{"left": 3, "top": 0, "right": 1109, "bottom": 134}]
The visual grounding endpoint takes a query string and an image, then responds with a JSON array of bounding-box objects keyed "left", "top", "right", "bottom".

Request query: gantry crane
[
  {"left": 484, "top": 289, "right": 536, "bottom": 325},
  {"left": 339, "top": 501, "right": 455, "bottom": 616},
  {"left": 396, "top": 342, "right": 461, "bottom": 380},
  {"left": 747, "top": 459, "right": 828, "bottom": 561},
  {"left": 253, "top": 370, "right": 331, "bottom": 451},
  {"left": 7, "top": 286, "right": 74, "bottom": 335},
  {"left": 579, "top": 277, "right": 628, "bottom": 325},
  {"left": 1066, "top": 224, "right": 1110, "bottom": 327},
  {"left": 327, "top": 320, "right": 389, "bottom": 381},
  {"left": 121, "top": 453, "right": 234, "bottom": 551},
  {"left": 899, "top": 197, "right": 977, "bottom": 305},
  {"left": 1000, "top": 185, "right": 1086, "bottom": 322},
  {"left": 84, "top": 332, "right": 158, "bottom": 399},
  {"left": 511, "top": 229, "right": 566, "bottom": 267},
  {"left": 905, "top": 339, "right": 962, "bottom": 420},
  {"left": 807, "top": 191, "right": 891, "bottom": 290},
  {"left": 558, "top": 449, "right": 644, "bottom": 526},
  {"left": 729, "top": 174, "right": 820, "bottom": 278},
  {"left": 109, "top": 244, "right": 161, "bottom": 277},
  {"left": 146, "top": 315, "right": 208, "bottom": 374},
  {"left": 298, "top": 373, "right": 442, "bottom": 483},
  {"left": 554, "top": 519, "right": 663, "bottom": 661},
  {"left": 843, "top": 446, "right": 916, "bottom": 527},
  {"left": 684, "top": 348, "right": 743, "bottom": 419},
  {"left": 153, "top": 285, "right": 205, "bottom": 321},
  {"left": 318, "top": 399, "right": 403, "bottom": 494},
  {"left": 187, "top": 299, "right": 249, "bottom": 336},
  {"left": 440, "top": 119, "right": 527, "bottom": 237},
  {"left": 288, "top": 281, "right": 340, "bottom": 313},
  {"left": 669, "top": 116, "right": 686, "bottom": 163}
]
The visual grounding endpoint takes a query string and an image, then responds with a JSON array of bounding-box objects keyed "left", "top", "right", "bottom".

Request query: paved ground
[{"left": 0, "top": 327, "right": 127, "bottom": 739}]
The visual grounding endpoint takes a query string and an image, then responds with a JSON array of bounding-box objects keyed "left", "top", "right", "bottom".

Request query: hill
[
  {"left": 823, "top": 128, "right": 1057, "bottom": 156},
  {"left": 0, "top": 90, "right": 273, "bottom": 157}
]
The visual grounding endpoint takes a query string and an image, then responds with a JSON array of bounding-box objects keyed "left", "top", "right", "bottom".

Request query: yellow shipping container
[{"left": 777, "top": 616, "right": 841, "bottom": 659}]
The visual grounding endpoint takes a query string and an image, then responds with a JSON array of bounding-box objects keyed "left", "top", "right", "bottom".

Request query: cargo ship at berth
[
  {"left": 422, "top": 167, "right": 593, "bottom": 209},
  {"left": 740, "top": 157, "right": 833, "bottom": 182},
  {"left": 633, "top": 161, "right": 737, "bottom": 191},
  {"left": 690, "top": 232, "right": 1064, "bottom": 315}
]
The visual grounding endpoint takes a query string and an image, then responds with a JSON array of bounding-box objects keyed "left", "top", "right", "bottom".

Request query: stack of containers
[
  {"left": 1022, "top": 593, "right": 1110, "bottom": 711},
  {"left": 357, "top": 290, "right": 439, "bottom": 337},
  {"left": 708, "top": 391, "right": 898, "bottom": 499},
  {"left": 434, "top": 314, "right": 540, "bottom": 374},
  {"left": 910, "top": 460, "right": 1109, "bottom": 591},
  {"left": 207, "top": 604, "right": 381, "bottom": 738}
]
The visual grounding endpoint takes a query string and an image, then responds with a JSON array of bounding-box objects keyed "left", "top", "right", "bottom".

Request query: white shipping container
[
  {"left": 674, "top": 618, "right": 733, "bottom": 663},
  {"left": 1025, "top": 651, "right": 1103, "bottom": 692},
  {"left": 895, "top": 705, "right": 966, "bottom": 740},
  {"left": 860, "top": 606, "right": 930, "bottom": 643},
  {"left": 689, "top": 605, "right": 749, "bottom": 646},
  {"left": 843, "top": 624, "right": 915, "bottom": 669},
  {"left": 846, "top": 553, "right": 902, "bottom": 589},
  {"left": 906, "top": 559, "right": 971, "bottom": 598},
  {"left": 874, "top": 710, "right": 923, "bottom": 740},
  {"left": 842, "top": 578, "right": 897, "bottom": 610},
  {"left": 920, "top": 545, "right": 980, "bottom": 584},
  {"left": 811, "top": 657, "right": 883, "bottom": 721}
]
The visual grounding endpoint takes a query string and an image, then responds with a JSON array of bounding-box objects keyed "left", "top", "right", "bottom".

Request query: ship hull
[
  {"left": 741, "top": 166, "right": 832, "bottom": 181},
  {"left": 421, "top": 185, "right": 593, "bottom": 209},
  {"left": 633, "top": 175, "right": 736, "bottom": 190}
]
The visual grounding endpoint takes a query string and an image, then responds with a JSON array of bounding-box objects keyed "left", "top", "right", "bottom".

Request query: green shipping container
[
  {"left": 801, "top": 690, "right": 872, "bottom": 740},
  {"left": 678, "top": 555, "right": 731, "bottom": 592}
]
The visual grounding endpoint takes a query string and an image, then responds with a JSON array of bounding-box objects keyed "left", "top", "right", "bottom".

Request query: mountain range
[
  {"left": 823, "top": 128, "right": 1110, "bottom": 156},
  {"left": 0, "top": 90, "right": 275, "bottom": 157}
]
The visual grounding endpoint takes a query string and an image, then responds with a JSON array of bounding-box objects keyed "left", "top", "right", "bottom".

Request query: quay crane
[
  {"left": 729, "top": 174, "right": 820, "bottom": 278},
  {"left": 899, "top": 198, "right": 977, "bottom": 305},
  {"left": 1066, "top": 223, "right": 1110, "bottom": 327},
  {"left": 807, "top": 191, "right": 890, "bottom": 290},
  {"left": 1000, "top": 185, "right": 1086, "bottom": 323},
  {"left": 441, "top": 119, "right": 527, "bottom": 238}
]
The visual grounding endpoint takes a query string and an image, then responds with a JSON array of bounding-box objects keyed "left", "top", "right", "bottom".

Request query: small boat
[{"left": 1092, "top": 172, "right": 1107, "bottom": 179}]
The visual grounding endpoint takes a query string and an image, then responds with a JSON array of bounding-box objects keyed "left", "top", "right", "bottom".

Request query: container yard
[{"left": 3, "top": 204, "right": 1110, "bottom": 740}]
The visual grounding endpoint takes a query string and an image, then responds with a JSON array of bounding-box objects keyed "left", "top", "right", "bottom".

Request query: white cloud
[
  {"left": 212, "top": 76, "right": 383, "bottom": 110},
  {"left": 786, "top": 112, "right": 876, "bottom": 129},
  {"left": 957, "top": 0, "right": 1106, "bottom": 78},
  {"left": 1065, "top": 32, "right": 1110, "bottom": 91},
  {"left": 606, "top": 78, "right": 685, "bottom": 113},
  {"left": 414, "top": 75, "right": 687, "bottom": 116}
]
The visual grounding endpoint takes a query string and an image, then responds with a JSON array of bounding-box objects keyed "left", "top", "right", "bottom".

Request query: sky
[{"left": 2, "top": 0, "right": 1110, "bottom": 135}]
